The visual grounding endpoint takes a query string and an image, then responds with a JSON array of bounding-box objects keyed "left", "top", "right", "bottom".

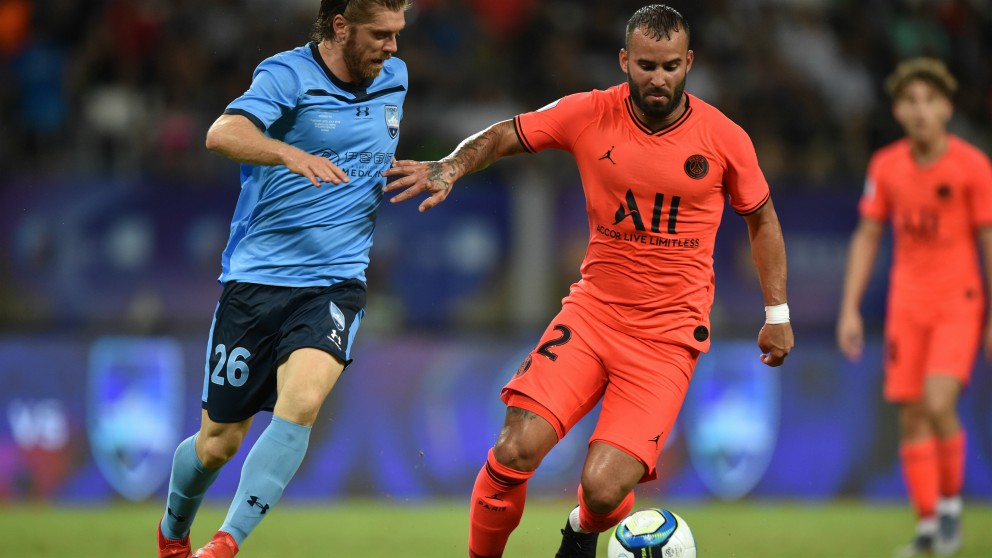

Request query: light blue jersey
[{"left": 220, "top": 43, "right": 407, "bottom": 287}]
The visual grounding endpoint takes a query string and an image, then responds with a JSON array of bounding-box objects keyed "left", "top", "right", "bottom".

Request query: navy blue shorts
[{"left": 201, "top": 280, "right": 366, "bottom": 423}]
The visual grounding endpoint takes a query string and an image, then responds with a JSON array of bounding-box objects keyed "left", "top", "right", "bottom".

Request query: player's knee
[
  {"left": 492, "top": 437, "right": 543, "bottom": 472},
  {"left": 579, "top": 477, "right": 630, "bottom": 514},
  {"left": 274, "top": 393, "right": 324, "bottom": 426},
  {"left": 898, "top": 403, "right": 930, "bottom": 439},
  {"left": 198, "top": 432, "right": 243, "bottom": 469},
  {"left": 923, "top": 392, "right": 956, "bottom": 421}
]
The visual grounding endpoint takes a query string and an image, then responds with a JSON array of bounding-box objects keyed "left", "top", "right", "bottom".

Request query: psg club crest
[
  {"left": 680, "top": 342, "right": 779, "bottom": 500},
  {"left": 87, "top": 337, "right": 185, "bottom": 501},
  {"left": 684, "top": 154, "right": 709, "bottom": 179},
  {"left": 384, "top": 105, "right": 400, "bottom": 139}
]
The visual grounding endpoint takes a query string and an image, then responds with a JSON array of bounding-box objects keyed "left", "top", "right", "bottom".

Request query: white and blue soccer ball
[{"left": 607, "top": 508, "right": 696, "bottom": 558}]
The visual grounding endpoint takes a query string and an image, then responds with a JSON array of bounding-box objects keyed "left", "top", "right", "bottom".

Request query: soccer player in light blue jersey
[{"left": 156, "top": 1, "right": 409, "bottom": 557}]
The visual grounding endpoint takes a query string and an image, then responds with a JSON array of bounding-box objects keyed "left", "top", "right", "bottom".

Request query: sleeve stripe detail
[
  {"left": 513, "top": 115, "right": 536, "bottom": 153},
  {"left": 224, "top": 108, "right": 266, "bottom": 131},
  {"left": 735, "top": 191, "right": 771, "bottom": 216}
]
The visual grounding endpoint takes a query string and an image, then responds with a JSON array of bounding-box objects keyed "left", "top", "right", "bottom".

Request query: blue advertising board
[{"left": 1, "top": 335, "right": 989, "bottom": 503}]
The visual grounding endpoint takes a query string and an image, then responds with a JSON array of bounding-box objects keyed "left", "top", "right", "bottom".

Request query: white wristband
[{"left": 765, "top": 303, "right": 790, "bottom": 324}]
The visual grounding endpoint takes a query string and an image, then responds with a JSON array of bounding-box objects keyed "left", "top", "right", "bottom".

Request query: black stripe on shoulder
[
  {"left": 305, "top": 85, "right": 406, "bottom": 104},
  {"left": 736, "top": 192, "right": 771, "bottom": 216},
  {"left": 513, "top": 115, "right": 536, "bottom": 153},
  {"left": 224, "top": 108, "right": 266, "bottom": 131},
  {"left": 358, "top": 85, "right": 406, "bottom": 103}
]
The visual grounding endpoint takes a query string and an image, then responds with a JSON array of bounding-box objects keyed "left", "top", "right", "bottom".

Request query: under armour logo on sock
[
  {"left": 167, "top": 507, "right": 187, "bottom": 522},
  {"left": 246, "top": 495, "right": 270, "bottom": 514}
]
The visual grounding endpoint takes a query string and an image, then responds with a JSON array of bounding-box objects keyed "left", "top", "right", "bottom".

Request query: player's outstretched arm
[
  {"left": 383, "top": 119, "right": 525, "bottom": 212},
  {"left": 205, "top": 114, "right": 349, "bottom": 187},
  {"left": 743, "top": 200, "right": 794, "bottom": 367},
  {"left": 836, "top": 217, "right": 884, "bottom": 362}
]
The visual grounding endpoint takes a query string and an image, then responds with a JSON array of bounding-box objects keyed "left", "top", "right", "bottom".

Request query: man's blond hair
[{"left": 885, "top": 57, "right": 958, "bottom": 99}]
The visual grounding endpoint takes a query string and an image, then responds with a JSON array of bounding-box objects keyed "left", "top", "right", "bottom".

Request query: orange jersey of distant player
[
  {"left": 860, "top": 136, "right": 992, "bottom": 306},
  {"left": 514, "top": 84, "right": 770, "bottom": 351}
]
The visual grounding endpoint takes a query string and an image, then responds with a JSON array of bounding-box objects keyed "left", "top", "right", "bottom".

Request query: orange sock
[
  {"left": 937, "top": 430, "right": 966, "bottom": 498},
  {"left": 577, "top": 484, "right": 635, "bottom": 533},
  {"left": 900, "top": 438, "right": 939, "bottom": 519},
  {"left": 468, "top": 449, "right": 533, "bottom": 558}
]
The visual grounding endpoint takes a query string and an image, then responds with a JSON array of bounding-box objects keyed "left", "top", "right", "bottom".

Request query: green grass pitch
[{"left": 2, "top": 499, "right": 991, "bottom": 557}]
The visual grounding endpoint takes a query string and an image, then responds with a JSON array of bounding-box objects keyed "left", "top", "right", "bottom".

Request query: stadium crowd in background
[
  {"left": 1, "top": 0, "right": 991, "bottom": 189},
  {"left": 1, "top": 0, "right": 992, "bottom": 337}
]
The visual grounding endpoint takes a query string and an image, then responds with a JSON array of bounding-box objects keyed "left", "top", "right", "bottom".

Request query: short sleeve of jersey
[
  {"left": 225, "top": 57, "right": 301, "bottom": 131},
  {"left": 722, "top": 122, "right": 771, "bottom": 214},
  {"left": 859, "top": 153, "right": 889, "bottom": 220},
  {"left": 513, "top": 92, "right": 597, "bottom": 153},
  {"left": 968, "top": 149, "right": 992, "bottom": 226}
]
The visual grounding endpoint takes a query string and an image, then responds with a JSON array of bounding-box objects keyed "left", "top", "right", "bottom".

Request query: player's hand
[
  {"left": 283, "top": 150, "right": 349, "bottom": 187},
  {"left": 382, "top": 160, "right": 456, "bottom": 212},
  {"left": 758, "top": 322, "right": 793, "bottom": 367},
  {"left": 836, "top": 310, "right": 864, "bottom": 362}
]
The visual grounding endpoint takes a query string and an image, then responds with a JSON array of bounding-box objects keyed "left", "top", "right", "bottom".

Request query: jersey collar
[
  {"left": 625, "top": 94, "right": 693, "bottom": 136},
  {"left": 309, "top": 41, "right": 374, "bottom": 95}
]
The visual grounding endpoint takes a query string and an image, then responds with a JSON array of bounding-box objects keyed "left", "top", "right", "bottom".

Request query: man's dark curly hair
[{"left": 625, "top": 4, "right": 690, "bottom": 48}]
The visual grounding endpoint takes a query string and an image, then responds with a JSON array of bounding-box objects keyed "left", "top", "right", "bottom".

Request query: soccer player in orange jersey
[
  {"left": 385, "top": 5, "right": 792, "bottom": 557},
  {"left": 838, "top": 58, "right": 992, "bottom": 557}
]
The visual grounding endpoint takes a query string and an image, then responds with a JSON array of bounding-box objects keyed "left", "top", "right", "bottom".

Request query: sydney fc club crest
[
  {"left": 329, "top": 301, "right": 346, "bottom": 331},
  {"left": 87, "top": 337, "right": 185, "bottom": 501},
  {"left": 384, "top": 105, "right": 400, "bottom": 139},
  {"left": 684, "top": 154, "right": 709, "bottom": 179},
  {"left": 680, "top": 342, "right": 779, "bottom": 500}
]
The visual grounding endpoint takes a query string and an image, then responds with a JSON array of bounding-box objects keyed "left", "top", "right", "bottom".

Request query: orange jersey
[
  {"left": 514, "top": 84, "right": 770, "bottom": 351},
  {"left": 860, "top": 136, "right": 992, "bottom": 306}
]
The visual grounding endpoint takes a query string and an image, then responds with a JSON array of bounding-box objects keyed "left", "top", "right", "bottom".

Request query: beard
[
  {"left": 628, "top": 74, "right": 687, "bottom": 121},
  {"left": 343, "top": 32, "right": 388, "bottom": 82}
]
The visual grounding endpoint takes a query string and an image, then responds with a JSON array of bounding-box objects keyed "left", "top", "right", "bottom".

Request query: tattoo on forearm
[{"left": 448, "top": 125, "right": 505, "bottom": 176}]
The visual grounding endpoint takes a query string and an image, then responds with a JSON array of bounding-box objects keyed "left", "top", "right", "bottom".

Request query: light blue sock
[
  {"left": 161, "top": 434, "right": 221, "bottom": 540},
  {"left": 220, "top": 416, "right": 311, "bottom": 545}
]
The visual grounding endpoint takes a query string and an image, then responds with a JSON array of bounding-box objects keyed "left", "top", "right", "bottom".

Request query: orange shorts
[
  {"left": 883, "top": 301, "right": 983, "bottom": 402},
  {"left": 501, "top": 301, "right": 699, "bottom": 482}
]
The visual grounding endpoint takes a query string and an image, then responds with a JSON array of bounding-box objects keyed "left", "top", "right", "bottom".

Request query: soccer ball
[{"left": 607, "top": 508, "right": 696, "bottom": 558}]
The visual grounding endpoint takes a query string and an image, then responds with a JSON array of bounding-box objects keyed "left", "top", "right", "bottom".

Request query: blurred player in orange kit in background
[
  {"left": 383, "top": 5, "right": 792, "bottom": 557},
  {"left": 838, "top": 57, "right": 992, "bottom": 557}
]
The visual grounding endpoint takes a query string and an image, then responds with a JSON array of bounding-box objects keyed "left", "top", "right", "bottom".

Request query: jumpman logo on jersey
[
  {"left": 599, "top": 146, "right": 616, "bottom": 165},
  {"left": 649, "top": 433, "right": 663, "bottom": 447}
]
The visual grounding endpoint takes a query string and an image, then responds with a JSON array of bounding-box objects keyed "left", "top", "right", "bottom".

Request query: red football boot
[
  {"left": 192, "top": 531, "right": 239, "bottom": 558},
  {"left": 157, "top": 522, "right": 192, "bottom": 558}
]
